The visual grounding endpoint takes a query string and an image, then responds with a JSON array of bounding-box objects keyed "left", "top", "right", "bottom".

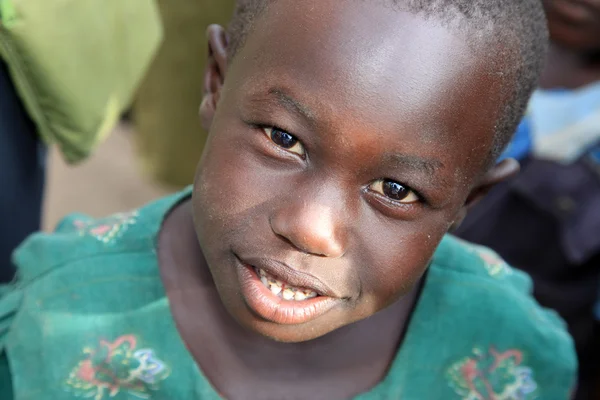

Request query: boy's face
[
  {"left": 194, "top": 0, "right": 515, "bottom": 342},
  {"left": 543, "top": 0, "right": 600, "bottom": 51}
]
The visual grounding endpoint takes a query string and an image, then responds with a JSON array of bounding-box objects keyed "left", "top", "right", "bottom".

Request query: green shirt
[{"left": 0, "top": 189, "right": 576, "bottom": 399}]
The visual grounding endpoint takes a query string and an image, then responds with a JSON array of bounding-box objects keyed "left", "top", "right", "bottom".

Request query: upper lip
[{"left": 237, "top": 255, "right": 341, "bottom": 298}]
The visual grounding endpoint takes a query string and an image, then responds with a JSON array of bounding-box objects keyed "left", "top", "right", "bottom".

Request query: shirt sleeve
[{"left": 0, "top": 285, "right": 21, "bottom": 400}]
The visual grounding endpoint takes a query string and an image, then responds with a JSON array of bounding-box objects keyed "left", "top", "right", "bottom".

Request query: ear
[
  {"left": 450, "top": 158, "right": 520, "bottom": 231},
  {"left": 200, "top": 24, "right": 229, "bottom": 130}
]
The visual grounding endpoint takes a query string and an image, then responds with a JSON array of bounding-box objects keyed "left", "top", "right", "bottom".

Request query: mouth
[
  {"left": 236, "top": 256, "right": 342, "bottom": 325},
  {"left": 255, "top": 267, "right": 319, "bottom": 301}
]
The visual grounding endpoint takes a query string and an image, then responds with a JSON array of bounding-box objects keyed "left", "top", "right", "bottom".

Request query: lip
[
  {"left": 240, "top": 256, "right": 340, "bottom": 298},
  {"left": 235, "top": 255, "right": 343, "bottom": 325}
]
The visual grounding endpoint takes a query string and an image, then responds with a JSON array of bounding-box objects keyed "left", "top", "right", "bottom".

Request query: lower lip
[{"left": 237, "top": 262, "right": 340, "bottom": 325}]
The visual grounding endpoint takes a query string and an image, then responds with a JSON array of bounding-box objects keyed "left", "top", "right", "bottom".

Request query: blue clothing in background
[{"left": 499, "top": 118, "right": 533, "bottom": 162}]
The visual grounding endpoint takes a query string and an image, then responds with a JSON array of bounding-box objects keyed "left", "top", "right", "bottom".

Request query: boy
[{"left": 0, "top": 0, "right": 576, "bottom": 399}]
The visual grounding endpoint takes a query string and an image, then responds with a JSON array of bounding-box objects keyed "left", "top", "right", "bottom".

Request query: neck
[
  {"left": 539, "top": 43, "right": 600, "bottom": 90},
  {"left": 221, "top": 288, "right": 416, "bottom": 377}
]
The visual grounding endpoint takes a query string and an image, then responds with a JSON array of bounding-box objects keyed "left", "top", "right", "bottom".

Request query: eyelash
[
  {"left": 262, "top": 126, "right": 306, "bottom": 158},
  {"left": 367, "top": 179, "right": 421, "bottom": 205}
]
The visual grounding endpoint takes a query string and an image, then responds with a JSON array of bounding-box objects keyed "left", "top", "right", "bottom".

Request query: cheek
[
  {"left": 356, "top": 218, "right": 447, "bottom": 308},
  {"left": 193, "top": 126, "right": 288, "bottom": 235}
]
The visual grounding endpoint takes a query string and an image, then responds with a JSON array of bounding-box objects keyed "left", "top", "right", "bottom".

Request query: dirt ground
[{"left": 43, "top": 124, "right": 173, "bottom": 230}]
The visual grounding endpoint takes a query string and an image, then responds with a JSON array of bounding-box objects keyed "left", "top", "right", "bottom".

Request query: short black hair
[{"left": 226, "top": 0, "right": 548, "bottom": 166}]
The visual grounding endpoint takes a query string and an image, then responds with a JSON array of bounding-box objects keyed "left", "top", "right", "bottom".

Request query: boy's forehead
[
  {"left": 227, "top": 0, "right": 511, "bottom": 173},
  {"left": 241, "top": 0, "right": 477, "bottom": 82}
]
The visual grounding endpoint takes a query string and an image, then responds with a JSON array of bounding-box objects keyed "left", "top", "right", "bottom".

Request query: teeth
[
  {"left": 282, "top": 289, "right": 295, "bottom": 300},
  {"left": 294, "top": 292, "right": 306, "bottom": 301},
  {"left": 254, "top": 267, "right": 319, "bottom": 301},
  {"left": 270, "top": 285, "right": 282, "bottom": 296}
]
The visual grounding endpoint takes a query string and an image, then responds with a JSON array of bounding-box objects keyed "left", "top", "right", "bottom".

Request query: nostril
[
  {"left": 278, "top": 232, "right": 346, "bottom": 258},
  {"left": 274, "top": 232, "right": 327, "bottom": 257}
]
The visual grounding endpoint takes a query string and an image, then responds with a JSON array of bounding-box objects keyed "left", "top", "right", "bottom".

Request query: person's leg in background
[{"left": 0, "top": 59, "right": 46, "bottom": 283}]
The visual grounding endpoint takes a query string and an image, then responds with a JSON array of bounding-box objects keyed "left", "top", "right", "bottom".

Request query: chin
[{"left": 238, "top": 311, "right": 348, "bottom": 343}]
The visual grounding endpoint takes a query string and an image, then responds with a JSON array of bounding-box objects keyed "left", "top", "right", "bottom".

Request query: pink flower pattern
[
  {"left": 65, "top": 335, "right": 170, "bottom": 399},
  {"left": 72, "top": 211, "right": 138, "bottom": 244},
  {"left": 447, "top": 347, "right": 537, "bottom": 399}
]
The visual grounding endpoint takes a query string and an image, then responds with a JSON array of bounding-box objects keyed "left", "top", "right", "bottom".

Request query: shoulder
[
  {"left": 0, "top": 192, "right": 192, "bottom": 399},
  {"left": 0, "top": 189, "right": 192, "bottom": 347},
  {"left": 433, "top": 234, "right": 531, "bottom": 287},
  {"left": 431, "top": 235, "right": 571, "bottom": 339},
  {"left": 429, "top": 235, "right": 577, "bottom": 397},
  {"left": 11, "top": 190, "right": 190, "bottom": 286},
  {"left": 11, "top": 210, "right": 147, "bottom": 287}
]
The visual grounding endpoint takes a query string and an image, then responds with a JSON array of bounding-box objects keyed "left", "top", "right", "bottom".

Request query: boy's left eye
[
  {"left": 369, "top": 179, "right": 419, "bottom": 204},
  {"left": 263, "top": 127, "right": 305, "bottom": 157}
]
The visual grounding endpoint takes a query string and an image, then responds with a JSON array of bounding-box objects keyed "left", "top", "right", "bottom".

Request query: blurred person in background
[
  {"left": 0, "top": 60, "right": 45, "bottom": 284},
  {"left": 131, "top": 0, "right": 235, "bottom": 188},
  {"left": 0, "top": 1, "right": 162, "bottom": 283},
  {"left": 456, "top": 1, "right": 600, "bottom": 398}
]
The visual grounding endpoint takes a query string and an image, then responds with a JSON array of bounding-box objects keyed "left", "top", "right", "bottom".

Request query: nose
[{"left": 269, "top": 194, "right": 347, "bottom": 258}]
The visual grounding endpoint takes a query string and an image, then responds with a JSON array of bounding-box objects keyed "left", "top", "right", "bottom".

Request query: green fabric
[
  {"left": 0, "top": 189, "right": 577, "bottom": 399},
  {"left": 0, "top": 0, "right": 162, "bottom": 164},
  {"left": 132, "top": 0, "right": 235, "bottom": 187}
]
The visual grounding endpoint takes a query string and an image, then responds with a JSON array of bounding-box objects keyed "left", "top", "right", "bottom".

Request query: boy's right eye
[
  {"left": 368, "top": 179, "right": 419, "bottom": 204},
  {"left": 263, "top": 127, "right": 305, "bottom": 157}
]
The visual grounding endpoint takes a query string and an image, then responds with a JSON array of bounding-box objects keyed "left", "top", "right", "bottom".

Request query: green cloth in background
[
  {"left": 0, "top": 188, "right": 576, "bottom": 399},
  {"left": 0, "top": 0, "right": 162, "bottom": 163},
  {"left": 132, "top": 0, "right": 235, "bottom": 188}
]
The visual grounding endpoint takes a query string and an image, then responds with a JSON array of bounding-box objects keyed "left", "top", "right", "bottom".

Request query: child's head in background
[
  {"left": 543, "top": 0, "right": 600, "bottom": 53},
  {"left": 192, "top": 0, "right": 548, "bottom": 343}
]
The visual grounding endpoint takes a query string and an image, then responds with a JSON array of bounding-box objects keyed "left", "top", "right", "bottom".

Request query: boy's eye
[
  {"left": 263, "top": 127, "right": 305, "bottom": 157},
  {"left": 369, "top": 179, "right": 419, "bottom": 203}
]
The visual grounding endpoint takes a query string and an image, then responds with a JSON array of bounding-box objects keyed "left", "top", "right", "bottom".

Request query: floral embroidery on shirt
[
  {"left": 446, "top": 347, "right": 538, "bottom": 400},
  {"left": 475, "top": 247, "right": 512, "bottom": 278},
  {"left": 73, "top": 211, "right": 138, "bottom": 244},
  {"left": 65, "top": 334, "right": 170, "bottom": 399},
  {"left": 454, "top": 238, "right": 512, "bottom": 278}
]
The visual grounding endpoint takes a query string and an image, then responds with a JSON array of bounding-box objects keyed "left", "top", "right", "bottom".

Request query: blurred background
[
  {"left": 43, "top": 123, "right": 169, "bottom": 231},
  {"left": 38, "top": 0, "right": 236, "bottom": 230}
]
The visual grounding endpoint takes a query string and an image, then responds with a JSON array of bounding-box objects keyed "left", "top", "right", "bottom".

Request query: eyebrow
[
  {"left": 384, "top": 153, "right": 444, "bottom": 176},
  {"left": 267, "top": 87, "right": 317, "bottom": 124}
]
